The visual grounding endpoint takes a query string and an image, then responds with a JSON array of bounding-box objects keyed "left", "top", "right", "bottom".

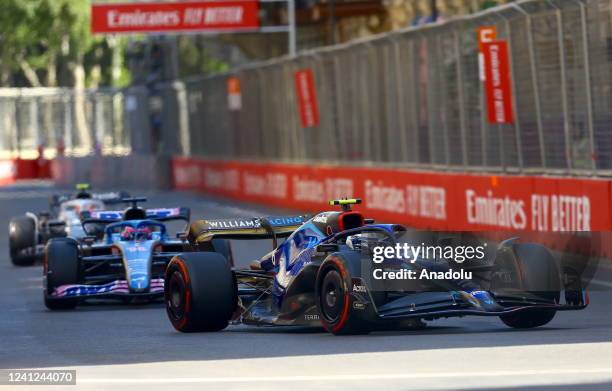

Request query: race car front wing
[{"left": 50, "top": 278, "right": 164, "bottom": 298}]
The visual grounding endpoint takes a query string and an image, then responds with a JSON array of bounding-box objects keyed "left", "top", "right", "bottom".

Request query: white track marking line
[
  {"left": 78, "top": 368, "right": 612, "bottom": 384},
  {"left": 589, "top": 279, "right": 612, "bottom": 288},
  {"left": 596, "top": 262, "right": 612, "bottom": 272}
]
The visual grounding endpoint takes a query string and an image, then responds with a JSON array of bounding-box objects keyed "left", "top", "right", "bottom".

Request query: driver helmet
[
  {"left": 120, "top": 226, "right": 136, "bottom": 241},
  {"left": 75, "top": 190, "right": 92, "bottom": 199},
  {"left": 135, "top": 227, "right": 153, "bottom": 240}
]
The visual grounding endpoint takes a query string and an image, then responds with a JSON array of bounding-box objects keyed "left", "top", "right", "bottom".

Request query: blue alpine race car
[
  {"left": 43, "top": 198, "right": 231, "bottom": 310},
  {"left": 164, "top": 199, "right": 588, "bottom": 334}
]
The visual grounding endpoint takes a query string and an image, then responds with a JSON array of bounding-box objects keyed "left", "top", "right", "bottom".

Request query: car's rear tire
[
  {"left": 165, "top": 252, "right": 237, "bottom": 332},
  {"left": 9, "top": 216, "right": 37, "bottom": 266},
  {"left": 44, "top": 238, "right": 79, "bottom": 310},
  {"left": 316, "top": 253, "right": 371, "bottom": 335},
  {"left": 495, "top": 243, "right": 560, "bottom": 329}
]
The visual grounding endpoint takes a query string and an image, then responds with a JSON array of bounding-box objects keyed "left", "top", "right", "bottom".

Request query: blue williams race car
[
  {"left": 43, "top": 198, "right": 231, "bottom": 310},
  {"left": 165, "top": 199, "right": 588, "bottom": 334}
]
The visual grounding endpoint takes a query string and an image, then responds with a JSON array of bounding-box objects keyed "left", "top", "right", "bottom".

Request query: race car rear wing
[
  {"left": 81, "top": 207, "right": 190, "bottom": 222},
  {"left": 189, "top": 215, "right": 308, "bottom": 244},
  {"left": 93, "top": 192, "right": 131, "bottom": 204},
  {"left": 80, "top": 208, "right": 191, "bottom": 237},
  {"left": 51, "top": 191, "right": 130, "bottom": 208}
]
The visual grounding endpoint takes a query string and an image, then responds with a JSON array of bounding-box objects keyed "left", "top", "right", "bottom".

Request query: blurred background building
[
  {"left": 0, "top": 0, "right": 516, "bottom": 87},
  {"left": 133, "top": 0, "right": 518, "bottom": 80}
]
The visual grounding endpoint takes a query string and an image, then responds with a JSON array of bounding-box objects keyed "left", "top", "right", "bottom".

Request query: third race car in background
[{"left": 8, "top": 184, "right": 128, "bottom": 266}]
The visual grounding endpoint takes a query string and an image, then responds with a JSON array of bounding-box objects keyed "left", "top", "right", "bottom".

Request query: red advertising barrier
[
  {"left": 91, "top": 1, "right": 260, "bottom": 34},
  {"left": 172, "top": 157, "right": 612, "bottom": 256},
  {"left": 0, "top": 160, "right": 16, "bottom": 185},
  {"left": 0, "top": 158, "right": 51, "bottom": 185}
]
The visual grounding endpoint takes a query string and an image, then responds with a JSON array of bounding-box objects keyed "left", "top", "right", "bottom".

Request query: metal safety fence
[
  {"left": 1, "top": 0, "right": 609, "bottom": 176},
  {"left": 0, "top": 87, "right": 150, "bottom": 159},
  {"left": 165, "top": 0, "right": 611, "bottom": 175}
]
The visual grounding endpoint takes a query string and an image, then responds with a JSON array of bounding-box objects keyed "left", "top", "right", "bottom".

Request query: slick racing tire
[
  {"left": 9, "top": 216, "right": 37, "bottom": 266},
  {"left": 494, "top": 243, "right": 561, "bottom": 329},
  {"left": 44, "top": 238, "right": 79, "bottom": 310},
  {"left": 165, "top": 252, "right": 237, "bottom": 332},
  {"left": 316, "top": 252, "right": 372, "bottom": 335}
]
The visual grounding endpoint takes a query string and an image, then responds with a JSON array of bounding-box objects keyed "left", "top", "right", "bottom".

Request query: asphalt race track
[{"left": 1, "top": 182, "right": 612, "bottom": 391}]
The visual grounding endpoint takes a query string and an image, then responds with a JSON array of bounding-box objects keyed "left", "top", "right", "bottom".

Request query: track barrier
[{"left": 171, "top": 156, "right": 612, "bottom": 257}]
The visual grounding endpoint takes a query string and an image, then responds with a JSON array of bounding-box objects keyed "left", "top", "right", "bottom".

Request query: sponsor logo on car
[
  {"left": 267, "top": 216, "right": 305, "bottom": 227},
  {"left": 206, "top": 219, "right": 259, "bottom": 229},
  {"left": 312, "top": 212, "right": 333, "bottom": 224},
  {"left": 91, "top": 211, "right": 123, "bottom": 220},
  {"left": 147, "top": 208, "right": 180, "bottom": 218}
]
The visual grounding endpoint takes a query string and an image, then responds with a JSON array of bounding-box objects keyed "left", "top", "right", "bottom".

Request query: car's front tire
[
  {"left": 44, "top": 238, "right": 79, "bottom": 310},
  {"left": 165, "top": 252, "right": 237, "bottom": 332},
  {"left": 500, "top": 308, "right": 557, "bottom": 329},
  {"left": 316, "top": 253, "right": 372, "bottom": 335},
  {"left": 494, "top": 243, "right": 560, "bottom": 329}
]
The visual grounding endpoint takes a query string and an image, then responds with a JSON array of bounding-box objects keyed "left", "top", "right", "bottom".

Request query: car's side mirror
[{"left": 176, "top": 232, "right": 188, "bottom": 241}]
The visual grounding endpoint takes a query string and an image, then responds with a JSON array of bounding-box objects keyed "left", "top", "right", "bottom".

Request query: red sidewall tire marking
[
  {"left": 169, "top": 258, "right": 192, "bottom": 330},
  {"left": 319, "top": 256, "right": 351, "bottom": 333}
]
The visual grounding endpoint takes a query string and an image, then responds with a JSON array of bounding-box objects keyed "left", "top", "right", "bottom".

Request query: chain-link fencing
[
  {"left": 0, "top": 87, "right": 150, "bottom": 159},
  {"left": 1, "top": 0, "right": 609, "bottom": 176},
  {"left": 161, "top": 0, "right": 611, "bottom": 175}
]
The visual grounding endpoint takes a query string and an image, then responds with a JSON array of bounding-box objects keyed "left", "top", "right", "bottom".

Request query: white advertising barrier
[{"left": 0, "top": 160, "right": 16, "bottom": 185}]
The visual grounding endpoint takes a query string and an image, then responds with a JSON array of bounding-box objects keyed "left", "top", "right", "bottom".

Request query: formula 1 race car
[
  {"left": 44, "top": 197, "right": 232, "bottom": 310},
  {"left": 8, "top": 184, "right": 128, "bottom": 266},
  {"left": 164, "top": 199, "right": 588, "bottom": 334}
]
